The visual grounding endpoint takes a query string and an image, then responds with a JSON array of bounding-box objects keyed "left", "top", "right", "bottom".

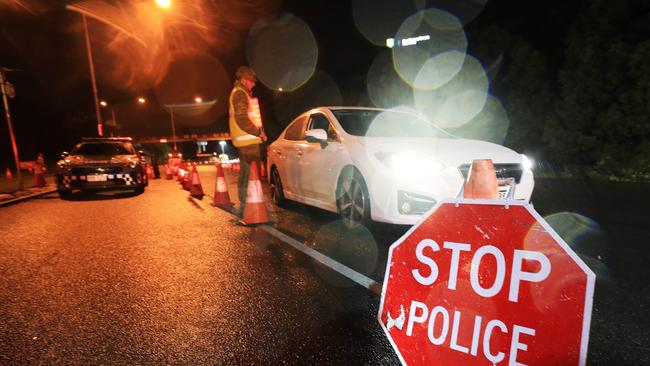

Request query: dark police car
[{"left": 56, "top": 137, "right": 148, "bottom": 198}]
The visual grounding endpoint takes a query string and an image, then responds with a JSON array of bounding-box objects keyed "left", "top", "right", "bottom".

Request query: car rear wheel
[
  {"left": 336, "top": 168, "right": 371, "bottom": 229},
  {"left": 270, "top": 168, "right": 286, "bottom": 207}
]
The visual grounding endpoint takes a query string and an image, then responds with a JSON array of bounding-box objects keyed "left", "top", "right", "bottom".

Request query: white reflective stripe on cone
[
  {"left": 246, "top": 181, "right": 263, "bottom": 203},
  {"left": 192, "top": 172, "right": 200, "bottom": 185},
  {"left": 217, "top": 177, "right": 227, "bottom": 192}
]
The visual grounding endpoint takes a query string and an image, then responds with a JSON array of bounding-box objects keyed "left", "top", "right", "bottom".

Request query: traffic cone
[
  {"left": 189, "top": 164, "right": 204, "bottom": 199},
  {"left": 33, "top": 165, "right": 46, "bottom": 187},
  {"left": 5, "top": 168, "right": 12, "bottom": 180},
  {"left": 463, "top": 159, "right": 499, "bottom": 199},
  {"left": 177, "top": 163, "right": 186, "bottom": 182},
  {"left": 241, "top": 161, "right": 270, "bottom": 225},
  {"left": 146, "top": 164, "right": 154, "bottom": 179},
  {"left": 183, "top": 164, "right": 192, "bottom": 191},
  {"left": 212, "top": 162, "right": 232, "bottom": 208}
]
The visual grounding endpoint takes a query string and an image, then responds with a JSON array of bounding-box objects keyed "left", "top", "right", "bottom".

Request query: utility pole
[
  {"left": 0, "top": 68, "right": 23, "bottom": 190},
  {"left": 82, "top": 14, "right": 103, "bottom": 136}
]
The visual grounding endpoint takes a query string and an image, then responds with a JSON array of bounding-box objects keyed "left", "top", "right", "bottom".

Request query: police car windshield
[
  {"left": 73, "top": 142, "right": 135, "bottom": 156},
  {"left": 332, "top": 109, "right": 453, "bottom": 138}
]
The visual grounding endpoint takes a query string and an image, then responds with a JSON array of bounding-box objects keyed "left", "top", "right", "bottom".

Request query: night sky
[{"left": 0, "top": 0, "right": 590, "bottom": 165}]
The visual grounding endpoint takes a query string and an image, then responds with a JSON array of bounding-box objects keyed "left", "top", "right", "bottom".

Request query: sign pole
[{"left": 0, "top": 69, "right": 23, "bottom": 190}]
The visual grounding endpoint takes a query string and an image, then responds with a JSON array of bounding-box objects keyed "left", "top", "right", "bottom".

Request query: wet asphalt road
[
  {"left": 1, "top": 165, "right": 649, "bottom": 365},
  {"left": 0, "top": 172, "right": 398, "bottom": 365}
]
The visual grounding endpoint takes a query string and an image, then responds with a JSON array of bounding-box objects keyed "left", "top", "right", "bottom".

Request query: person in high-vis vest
[{"left": 229, "top": 66, "right": 267, "bottom": 217}]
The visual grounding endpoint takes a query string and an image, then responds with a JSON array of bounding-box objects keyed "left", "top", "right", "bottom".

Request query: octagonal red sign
[{"left": 378, "top": 199, "right": 595, "bottom": 366}]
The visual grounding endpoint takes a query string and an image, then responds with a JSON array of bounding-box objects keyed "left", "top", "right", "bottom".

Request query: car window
[
  {"left": 307, "top": 113, "right": 339, "bottom": 141},
  {"left": 332, "top": 109, "right": 453, "bottom": 138},
  {"left": 284, "top": 116, "right": 308, "bottom": 141},
  {"left": 73, "top": 142, "right": 135, "bottom": 155}
]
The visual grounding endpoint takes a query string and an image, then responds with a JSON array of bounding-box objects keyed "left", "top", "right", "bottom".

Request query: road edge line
[
  {"left": 260, "top": 225, "right": 382, "bottom": 295},
  {"left": 0, "top": 188, "right": 57, "bottom": 207}
]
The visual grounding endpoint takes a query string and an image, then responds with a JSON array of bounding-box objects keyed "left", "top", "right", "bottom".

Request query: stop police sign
[{"left": 378, "top": 199, "right": 595, "bottom": 366}]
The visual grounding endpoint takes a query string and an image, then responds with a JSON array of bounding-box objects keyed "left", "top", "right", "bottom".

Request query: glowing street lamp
[
  {"left": 100, "top": 100, "right": 108, "bottom": 107},
  {"left": 138, "top": 97, "right": 146, "bottom": 104},
  {"left": 155, "top": 0, "right": 171, "bottom": 9},
  {"left": 194, "top": 97, "right": 203, "bottom": 103}
]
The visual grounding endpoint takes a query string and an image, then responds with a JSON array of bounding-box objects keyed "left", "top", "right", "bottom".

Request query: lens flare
[
  {"left": 273, "top": 69, "right": 342, "bottom": 125},
  {"left": 247, "top": 13, "right": 318, "bottom": 92},
  {"left": 351, "top": 0, "right": 421, "bottom": 46},
  {"left": 444, "top": 95, "right": 510, "bottom": 145},
  {"left": 154, "top": 53, "right": 229, "bottom": 126},
  {"left": 68, "top": 0, "right": 280, "bottom": 92},
  {"left": 392, "top": 8, "right": 467, "bottom": 90},
  {"left": 367, "top": 49, "right": 414, "bottom": 108},
  {"left": 414, "top": 53, "right": 488, "bottom": 128}
]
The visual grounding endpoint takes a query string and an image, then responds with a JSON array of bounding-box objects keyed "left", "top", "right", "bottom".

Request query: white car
[{"left": 267, "top": 107, "right": 534, "bottom": 227}]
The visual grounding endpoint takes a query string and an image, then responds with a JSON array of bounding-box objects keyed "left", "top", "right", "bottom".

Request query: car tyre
[
  {"left": 270, "top": 168, "right": 286, "bottom": 207},
  {"left": 58, "top": 189, "right": 72, "bottom": 199},
  {"left": 134, "top": 186, "right": 145, "bottom": 195},
  {"left": 336, "top": 168, "right": 371, "bottom": 229}
]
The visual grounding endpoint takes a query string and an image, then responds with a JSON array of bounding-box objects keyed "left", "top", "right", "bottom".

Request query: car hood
[
  {"left": 357, "top": 137, "right": 522, "bottom": 166},
  {"left": 61, "top": 155, "right": 138, "bottom": 166}
]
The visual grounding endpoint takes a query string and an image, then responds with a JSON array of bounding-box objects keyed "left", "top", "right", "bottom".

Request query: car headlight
[
  {"left": 57, "top": 160, "right": 71, "bottom": 171},
  {"left": 375, "top": 152, "right": 446, "bottom": 174},
  {"left": 522, "top": 154, "right": 534, "bottom": 170}
]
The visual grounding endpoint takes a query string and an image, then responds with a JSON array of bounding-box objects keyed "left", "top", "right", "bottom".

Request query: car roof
[{"left": 81, "top": 137, "right": 132, "bottom": 142}]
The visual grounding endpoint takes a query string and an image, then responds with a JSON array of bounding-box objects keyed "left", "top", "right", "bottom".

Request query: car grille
[
  {"left": 458, "top": 163, "right": 523, "bottom": 183},
  {"left": 71, "top": 166, "right": 124, "bottom": 175}
]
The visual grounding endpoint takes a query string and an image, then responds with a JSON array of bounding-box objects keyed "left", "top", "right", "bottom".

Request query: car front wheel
[
  {"left": 336, "top": 169, "right": 371, "bottom": 229},
  {"left": 270, "top": 168, "right": 286, "bottom": 207}
]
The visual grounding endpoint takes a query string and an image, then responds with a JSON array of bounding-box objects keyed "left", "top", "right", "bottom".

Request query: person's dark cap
[{"left": 235, "top": 66, "right": 257, "bottom": 82}]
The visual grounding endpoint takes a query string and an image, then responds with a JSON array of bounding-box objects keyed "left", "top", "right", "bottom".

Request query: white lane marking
[
  {"left": 195, "top": 174, "right": 382, "bottom": 294},
  {"left": 260, "top": 225, "right": 381, "bottom": 294}
]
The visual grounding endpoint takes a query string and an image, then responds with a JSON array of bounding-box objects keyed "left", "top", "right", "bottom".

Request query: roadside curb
[{"left": 0, "top": 188, "right": 57, "bottom": 207}]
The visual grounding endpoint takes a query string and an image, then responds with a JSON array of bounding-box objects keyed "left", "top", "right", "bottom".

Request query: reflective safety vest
[{"left": 229, "top": 85, "right": 262, "bottom": 148}]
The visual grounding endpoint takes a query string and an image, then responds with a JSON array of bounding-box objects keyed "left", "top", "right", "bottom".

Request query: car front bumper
[
  {"left": 364, "top": 166, "right": 535, "bottom": 225},
  {"left": 57, "top": 171, "right": 146, "bottom": 191}
]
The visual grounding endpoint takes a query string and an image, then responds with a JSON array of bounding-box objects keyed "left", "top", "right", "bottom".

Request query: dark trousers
[{"left": 237, "top": 144, "right": 261, "bottom": 215}]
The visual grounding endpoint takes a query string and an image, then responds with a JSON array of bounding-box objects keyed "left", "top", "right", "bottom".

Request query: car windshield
[
  {"left": 332, "top": 109, "right": 453, "bottom": 138},
  {"left": 73, "top": 142, "right": 134, "bottom": 156}
]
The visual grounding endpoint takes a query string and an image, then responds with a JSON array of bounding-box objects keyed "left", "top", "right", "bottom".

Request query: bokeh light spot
[
  {"left": 367, "top": 50, "right": 414, "bottom": 108},
  {"left": 154, "top": 53, "right": 229, "bottom": 126},
  {"left": 444, "top": 95, "right": 510, "bottom": 144},
  {"left": 393, "top": 8, "right": 467, "bottom": 90},
  {"left": 414, "top": 53, "right": 489, "bottom": 128},
  {"left": 247, "top": 13, "right": 318, "bottom": 92},
  {"left": 273, "top": 69, "right": 342, "bottom": 125}
]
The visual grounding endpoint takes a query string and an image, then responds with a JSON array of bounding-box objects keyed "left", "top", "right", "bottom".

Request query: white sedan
[{"left": 267, "top": 107, "right": 534, "bottom": 227}]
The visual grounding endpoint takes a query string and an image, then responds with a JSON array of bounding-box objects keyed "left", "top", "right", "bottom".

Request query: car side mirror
[
  {"left": 61, "top": 151, "right": 69, "bottom": 159},
  {"left": 305, "top": 129, "right": 328, "bottom": 148}
]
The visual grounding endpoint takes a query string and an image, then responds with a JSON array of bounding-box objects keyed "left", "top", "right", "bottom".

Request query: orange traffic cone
[
  {"left": 189, "top": 164, "right": 204, "bottom": 199},
  {"left": 212, "top": 162, "right": 232, "bottom": 208},
  {"left": 463, "top": 159, "right": 499, "bottom": 199},
  {"left": 183, "top": 164, "right": 192, "bottom": 191},
  {"left": 165, "top": 164, "right": 173, "bottom": 180},
  {"left": 260, "top": 161, "right": 267, "bottom": 179},
  {"left": 146, "top": 164, "right": 154, "bottom": 179},
  {"left": 241, "top": 161, "right": 270, "bottom": 225},
  {"left": 5, "top": 168, "right": 12, "bottom": 180}
]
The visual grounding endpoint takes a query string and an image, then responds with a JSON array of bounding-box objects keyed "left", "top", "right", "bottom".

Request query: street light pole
[
  {"left": 82, "top": 14, "right": 103, "bottom": 136},
  {"left": 0, "top": 69, "right": 23, "bottom": 190}
]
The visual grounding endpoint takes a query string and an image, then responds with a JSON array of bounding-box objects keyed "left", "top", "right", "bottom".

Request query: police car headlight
[{"left": 522, "top": 154, "right": 534, "bottom": 171}]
